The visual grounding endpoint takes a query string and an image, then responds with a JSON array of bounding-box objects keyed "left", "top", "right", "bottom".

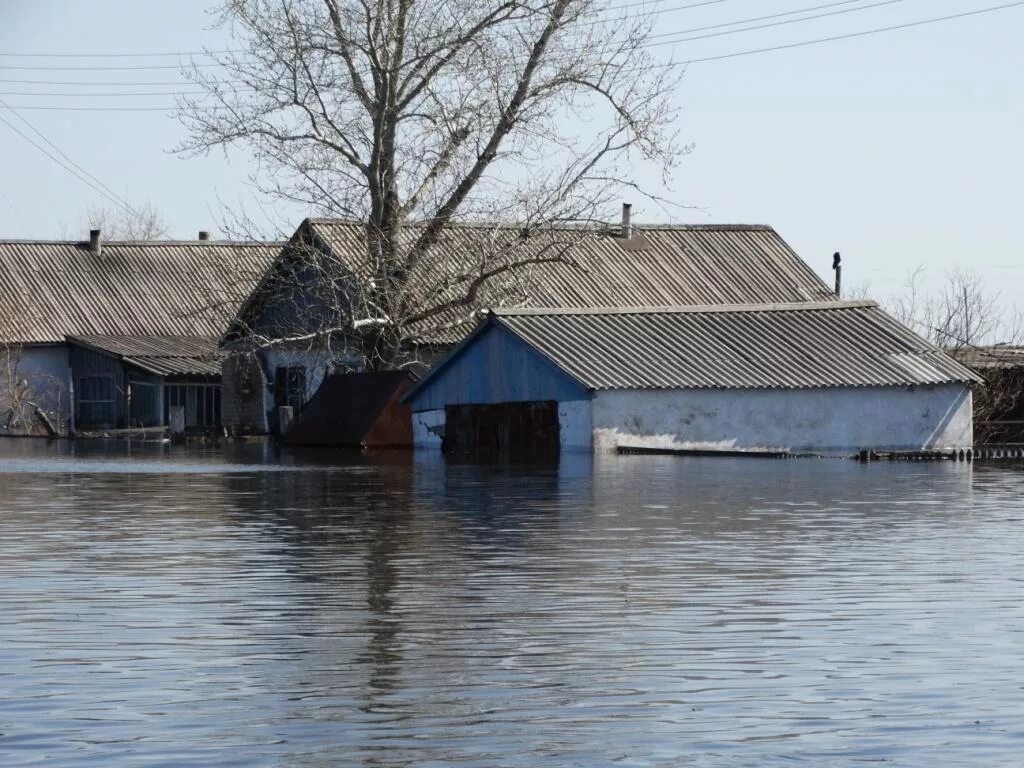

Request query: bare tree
[
  {"left": 887, "top": 267, "right": 1021, "bottom": 350},
  {"left": 85, "top": 201, "right": 169, "bottom": 240},
  {"left": 180, "top": 0, "right": 685, "bottom": 367},
  {"left": 0, "top": 316, "right": 65, "bottom": 437},
  {"left": 885, "top": 267, "right": 1024, "bottom": 445}
]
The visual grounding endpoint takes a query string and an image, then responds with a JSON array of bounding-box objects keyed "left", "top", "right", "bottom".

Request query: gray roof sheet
[
  {"left": 66, "top": 334, "right": 223, "bottom": 377},
  {"left": 489, "top": 301, "right": 981, "bottom": 390},
  {"left": 307, "top": 219, "right": 833, "bottom": 305},
  {"left": 0, "top": 239, "right": 280, "bottom": 344},
  {"left": 231, "top": 219, "right": 836, "bottom": 345}
]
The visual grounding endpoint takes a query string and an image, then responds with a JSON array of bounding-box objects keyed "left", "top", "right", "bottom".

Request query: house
[
  {"left": 948, "top": 345, "right": 1024, "bottom": 446},
  {"left": 282, "top": 371, "right": 416, "bottom": 448},
  {"left": 0, "top": 231, "right": 278, "bottom": 435},
  {"left": 221, "top": 214, "right": 837, "bottom": 435},
  {"left": 402, "top": 302, "right": 981, "bottom": 458},
  {"left": 64, "top": 335, "right": 223, "bottom": 432}
]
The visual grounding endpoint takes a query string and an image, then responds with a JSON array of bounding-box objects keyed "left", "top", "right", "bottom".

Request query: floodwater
[{"left": 2, "top": 439, "right": 1024, "bottom": 767}]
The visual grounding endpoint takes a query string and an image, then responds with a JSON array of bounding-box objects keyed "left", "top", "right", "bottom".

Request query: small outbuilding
[
  {"left": 66, "top": 335, "right": 224, "bottom": 432},
  {"left": 403, "top": 301, "right": 981, "bottom": 458},
  {"left": 283, "top": 371, "right": 416, "bottom": 448}
]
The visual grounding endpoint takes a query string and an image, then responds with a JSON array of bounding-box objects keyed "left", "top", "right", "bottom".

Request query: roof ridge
[
  {"left": 491, "top": 300, "right": 875, "bottom": 317},
  {"left": 307, "top": 218, "right": 774, "bottom": 232},
  {"left": 0, "top": 239, "right": 283, "bottom": 246}
]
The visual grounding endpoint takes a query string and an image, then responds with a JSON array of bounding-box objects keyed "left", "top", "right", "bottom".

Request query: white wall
[{"left": 592, "top": 385, "right": 974, "bottom": 455}]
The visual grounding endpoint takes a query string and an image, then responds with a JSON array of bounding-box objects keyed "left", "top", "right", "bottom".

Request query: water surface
[{"left": 2, "top": 438, "right": 1023, "bottom": 766}]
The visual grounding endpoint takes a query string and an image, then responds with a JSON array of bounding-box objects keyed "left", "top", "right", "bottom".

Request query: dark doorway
[
  {"left": 128, "top": 380, "right": 159, "bottom": 427},
  {"left": 274, "top": 366, "right": 307, "bottom": 411},
  {"left": 443, "top": 401, "right": 560, "bottom": 462}
]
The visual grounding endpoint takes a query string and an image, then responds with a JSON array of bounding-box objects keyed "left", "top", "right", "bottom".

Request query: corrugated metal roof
[
  {"left": 0, "top": 240, "right": 280, "bottom": 344},
  {"left": 485, "top": 301, "right": 981, "bottom": 390},
  {"left": 231, "top": 219, "right": 836, "bottom": 345},
  {"left": 66, "top": 334, "right": 223, "bottom": 377},
  {"left": 308, "top": 220, "right": 833, "bottom": 306},
  {"left": 949, "top": 345, "right": 1024, "bottom": 370}
]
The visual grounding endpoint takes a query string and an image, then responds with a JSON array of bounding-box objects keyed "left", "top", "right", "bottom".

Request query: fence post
[{"left": 169, "top": 405, "right": 186, "bottom": 441}]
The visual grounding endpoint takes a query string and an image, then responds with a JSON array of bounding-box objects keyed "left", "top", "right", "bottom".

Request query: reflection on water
[{"left": 2, "top": 438, "right": 1024, "bottom": 766}]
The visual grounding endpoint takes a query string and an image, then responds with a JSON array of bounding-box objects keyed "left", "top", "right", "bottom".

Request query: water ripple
[{"left": 1, "top": 441, "right": 1023, "bottom": 766}]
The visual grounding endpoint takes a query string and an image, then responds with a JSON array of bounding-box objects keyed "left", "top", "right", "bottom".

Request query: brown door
[{"left": 444, "top": 401, "right": 559, "bottom": 462}]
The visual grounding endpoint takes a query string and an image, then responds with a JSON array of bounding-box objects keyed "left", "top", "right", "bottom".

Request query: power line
[
  {"left": 0, "top": 0, "right": 1020, "bottom": 109},
  {"left": 0, "top": 0, "right": 737, "bottom": 59},
  {"left": 603, "top": 0, "right": 732, "bottom": 11},
  {"left": 0, "top": 0, "right": 907, "bottom": 85},
  {"left": 647, "top": 0, "right": 904, "bottom": 44},
  {"left": 0, "top": 61, "right": 223, "bottom": 72},
  {"left": 0, "top": 106, "right": 136, "bottom": 212},
  {"left": 0, "top": 78, "right": 235, "bottom": 86},
  {"left": 0, "top": 96, "right": 138, "bottom": 215},
  {"left": 0, "top": 0, "right": 744, "bottom": 73},
  {"left": 0, "top": 104, "right": 218, "bottom": 111},
  {"left": 0, "top": 89, "right": 251, "bottom": 97},
  {"left": 541, "top": 0, "right": 910, "bottom": 56},
  {"left": 0, "top": 49, "right": 231, "bottom": 59},
  {"left": 680, "top": 0, "right": 1024, "bottom": 63}
]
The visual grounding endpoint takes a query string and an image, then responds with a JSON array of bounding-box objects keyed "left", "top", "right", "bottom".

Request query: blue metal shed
[
  {"left": 406, "top": 316, "right": 589, "bottom": 411},
  {"left": 404, "top": 303, "right": 979, "bottom": 459},
  {"left": 403, "top": 315, "right": 592, "bottom": 456}
]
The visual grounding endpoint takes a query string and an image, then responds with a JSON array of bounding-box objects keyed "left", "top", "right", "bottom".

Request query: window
[
  {"left": 165, "top": 383, "right": 222, "bottom": 428},
  {"left": 78, "top": 374, "right": 115, "bottom": 427},
  {"left": 274, "top": 366, "right": 307, "bottom": 411}
]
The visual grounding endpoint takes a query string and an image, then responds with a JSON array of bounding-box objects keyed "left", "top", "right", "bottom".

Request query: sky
[{"left": 0, "top": 0, "right": 1022, "bottom": 314}]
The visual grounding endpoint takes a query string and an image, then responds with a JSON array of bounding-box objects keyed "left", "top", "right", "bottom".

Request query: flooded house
[
  {"left": 0, "top": 231, "right": 278, "bottom": 435},
  {"left": 63, "top": 335, "right": 224, "bottom": 433},
  {"left": 220, "top": 213, "right": 837, "bottom": 437},
  {"left": 402, "top": 302, "right": 980, "bottom": 458}
]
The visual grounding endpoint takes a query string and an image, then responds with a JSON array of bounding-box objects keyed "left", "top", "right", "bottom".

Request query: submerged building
[
  {"left": 0, "top": 232, "right": 278, "bottom": 435},
  {"left": 403, "top": 302, "right": 980, "bottom": 457},
  {"left": 220, "top": 216, "right": 837, "bottom": 435}
]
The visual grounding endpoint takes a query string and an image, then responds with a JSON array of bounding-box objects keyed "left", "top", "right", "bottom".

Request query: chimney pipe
[
  {"left": 89, "top": 229, "right": 102, "bottom": 256},
  {"left": 198, "top": 231, "right": 210, "bottom": 241},
  {"left": 832, "top": 251, "right": 842, "bottom": 297},
  {"left": 621, "top": 203, "right": 633, "bottom": 239}
]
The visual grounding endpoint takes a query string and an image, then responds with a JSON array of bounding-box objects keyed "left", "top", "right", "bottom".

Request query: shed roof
[
  {"left": 228, "top": 219, "right": 836, "bottom": 345},
  {"left": 409, "top": 301, "right": 981, "bottom": 396},
  {"left": 66, "top": 334, "right": 223, "bottom": 377},
  {"left": 948, "top": 345, "right": 1024, "bottom": 371},
  {"left": 0, "top": 239, "right": 280, "bottom": 345},
  {"left": 283, "top": 371, "right": 416, "bottom": 447}
]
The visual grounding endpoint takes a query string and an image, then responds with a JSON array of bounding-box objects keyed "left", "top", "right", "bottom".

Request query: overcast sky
[{"left": 0, "top": 0, "right": 1021, "bottom": 311}]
